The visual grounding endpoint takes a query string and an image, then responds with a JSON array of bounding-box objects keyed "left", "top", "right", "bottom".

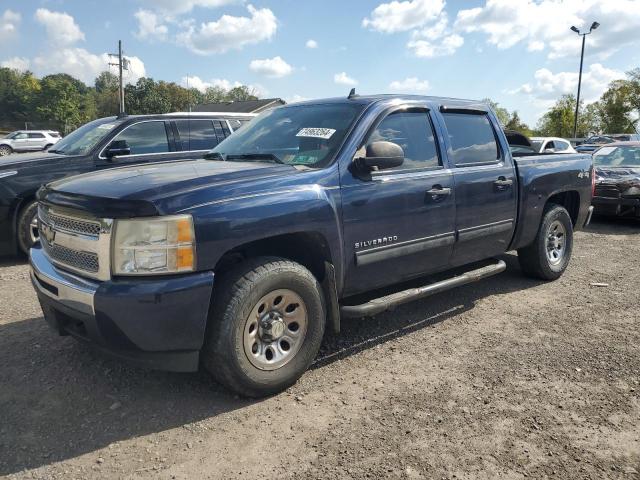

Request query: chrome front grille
[
  {"left": 41, "top": 237, "right": 100, "bottom": 273},
  {"left": 38, "top": 204, "right": 113, "bottom": 281},
  {"left": 38, "top": 205, "right": 101, "bottom": 237}
]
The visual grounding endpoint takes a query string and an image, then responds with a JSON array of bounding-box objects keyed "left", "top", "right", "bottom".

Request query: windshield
[
  {"left": 50, "top": 117, "right": 121, "bottom": 156},
  {"left": 594, "top": 146, "right": 640, "bottom": 167},
  {"left": 210, "top": 103, "right": 366, "bottom": 168}
]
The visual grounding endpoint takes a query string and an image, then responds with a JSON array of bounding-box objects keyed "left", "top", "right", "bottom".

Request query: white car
[
  {"left": 0, "top": 130, "right": 61, "bottom": 156},
  {"left": 530, "top": 137, "right": 577, "bottom": 154}
]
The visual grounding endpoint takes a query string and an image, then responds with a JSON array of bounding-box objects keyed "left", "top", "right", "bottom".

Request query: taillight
[{"left": 591, "top": 165, "right": 596, "bottom": 197}]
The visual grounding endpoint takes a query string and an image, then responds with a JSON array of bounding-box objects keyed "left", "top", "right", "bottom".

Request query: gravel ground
[{"left": 0, "top": 217, "right": 639, "bottom": 480}]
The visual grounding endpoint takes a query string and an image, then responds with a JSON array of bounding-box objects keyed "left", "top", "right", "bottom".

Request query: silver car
[{"left": 0, "top": 130, "right": 61, "bottom": 156}]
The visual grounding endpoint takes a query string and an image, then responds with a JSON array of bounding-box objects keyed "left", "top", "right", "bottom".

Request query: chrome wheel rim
[
  {"left": 243, "top": 289, "right": 308, "bottom": 371},
  {"left": 29, "top": 213, "right": 39, "bottom": 244},
  {"left": 0, "top": 146, "right": 10, "bottom": 156},
  {"left": 546, "top": 220, "right": 566, "bottom": 265}
]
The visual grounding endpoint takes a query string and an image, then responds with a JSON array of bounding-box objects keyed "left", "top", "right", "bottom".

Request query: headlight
[{"left": 112, "top": 215, "right": 196, "bottom": 275}]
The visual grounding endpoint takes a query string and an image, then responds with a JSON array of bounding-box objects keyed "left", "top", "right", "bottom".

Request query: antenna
[{"left": 348, "top": 88, "right": 357, "bottom": 99}]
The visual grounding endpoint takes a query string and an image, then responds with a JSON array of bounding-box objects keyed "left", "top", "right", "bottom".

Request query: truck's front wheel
[
  {"left": 518, "top": 204, "right": 573, "bottom": 280},
  {"left": 202, "top": 257, "right": 325, "bottom": 397}
]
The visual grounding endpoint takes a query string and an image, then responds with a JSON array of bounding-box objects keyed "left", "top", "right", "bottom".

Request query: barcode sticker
[{"left": 296, "top": 128, "right": 336, "bottom": 140}]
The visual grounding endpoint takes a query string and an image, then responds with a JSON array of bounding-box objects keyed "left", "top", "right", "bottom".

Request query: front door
[
  {"left": 340, "top": 107, "right": 456, "bottom": 296},
  {"left": 437, "top": 110, "right": 518, "bottom": 266}
]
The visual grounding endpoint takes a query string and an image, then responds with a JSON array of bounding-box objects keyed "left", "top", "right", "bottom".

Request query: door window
[
  {"left": 367, "top": 111, "right": 440, "bottom": 170},
  {"left": 113, "top": 121, "right": 169, "bottom": 155},
  {"left": 441, "top": 113, "right": 500, "bottom": 166},
  {"left": 28, "top": 133, "right": 45, "bottom": 138}
]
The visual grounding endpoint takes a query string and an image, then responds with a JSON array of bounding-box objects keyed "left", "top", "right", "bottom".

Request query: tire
[
  {"left": 0, "top": 145, "right": 13, "bottom": 156},
  {"left": 17, "top": 201, "right": 39, "bottom": 255},
  {"left": 518, "top": 204, "right": 573, "bottom": 281},
  {"left": 202, "top": 257, "right": 326, "bottom": 397}
]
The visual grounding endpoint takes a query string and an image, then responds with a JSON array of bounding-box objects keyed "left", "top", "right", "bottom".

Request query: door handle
[
  {"left": 426, "top": 185, "right": 452, "bottom": 196},
  {"left": 494, "top": 177, "right": 513, "bottom": 189}
]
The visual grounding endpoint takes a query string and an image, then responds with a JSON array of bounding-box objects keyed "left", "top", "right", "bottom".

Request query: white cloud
[
  {"left": 305, "top": 39, "right": 318, "bottom": 49},
  {"left": 140, "top": 0, "right": 241, "bottom": 16},
  {"left": 177, "top": 5, "right": 278, "bottom": 55},
  {"left": 288, "top": 94, "right": 310, "bottom": 103},
  {"left": 249, "top": 56, "right": 293, "bottom": 78},
  {"left": 0, "top": 9, "right": 21, "bottom": 42},
  {"left": 134, "top": 10, "right": 169, "bottom": 41},
  {"left": 181, "top": 75, "right": 242, "bottom": 92},
  {"left": 362, "top": 0, "right": 445, "bottom": 33},
  {"left": 334, "top": 72, "right": 358, "bottom": 86},
  {"left": 34, "top": 8, "right": 84, "bottom": 46},
  {"left": 512, "top": 63, "right": 623, "bottom": 104},
  {"left": 455, "top": 0, "right": 640, "bottom": 60},
  {"left": 32, "top": 48, "right": 145, "bottom": 85},
  {"left": 389, "top": 77, "right": 430, "bottom": 92},
  {"left": 1, "top": 57, "right": 30, "bottom": 71},
  {"left": 407, "top": 33, "right": 463, "bottom": 57},
  {"left": 407, "top": 13, "right": 463, "bottom": 57}
]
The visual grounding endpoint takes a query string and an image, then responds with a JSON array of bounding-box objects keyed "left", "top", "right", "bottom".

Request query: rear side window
[
  {"left": 28, "top": 133, "right": 45, "bottom": 138},
  {"left": 175, "top": 119, "right": 230, "bottom": 151},
  {"left": 368, "top": 111, "right": 440, "bottom": 170},
  {"left": 441, "top": 113, "right": 500, "bottom": 166},
  {"left": 556, "top": 140, "right": 570, "bottom": 151},
  {"left": 114, "top": 121, "right": 169, "bottom": 155}
]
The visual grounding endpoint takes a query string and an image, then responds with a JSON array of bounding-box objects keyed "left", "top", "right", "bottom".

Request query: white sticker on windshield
[
  {"left": 296, "top": 128, "right": 336, "bottom": 140},
  {"left": 98, "top": 123, "right": 117, "bottom": 130},
  {"left": 595, "top": 146, "right": 617, "bottom": 155}
]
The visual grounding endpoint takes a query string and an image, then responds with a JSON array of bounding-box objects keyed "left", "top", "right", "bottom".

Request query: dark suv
[{"left": 0, "top": 112, "right": 255, "bottom": 254}]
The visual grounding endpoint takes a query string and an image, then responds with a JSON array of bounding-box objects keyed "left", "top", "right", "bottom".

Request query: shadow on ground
[{"left": 0, "top": 253, "right": 546, "bottom": 475}]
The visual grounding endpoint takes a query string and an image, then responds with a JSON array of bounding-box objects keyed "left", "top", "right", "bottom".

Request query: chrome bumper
[{"left": 30, "top": 244, "right": 98, "bottom": 316}]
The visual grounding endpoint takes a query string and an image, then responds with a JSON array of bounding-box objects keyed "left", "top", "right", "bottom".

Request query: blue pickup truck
[{"left": 29, "top": 94, "right": 594, "bottom": 397}]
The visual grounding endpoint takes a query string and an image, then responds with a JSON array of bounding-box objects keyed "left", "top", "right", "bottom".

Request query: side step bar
[{"left": 339, "top": 260, "right": 506, "bottom": 318}]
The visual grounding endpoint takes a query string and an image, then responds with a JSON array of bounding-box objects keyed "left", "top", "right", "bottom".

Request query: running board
[{"left": 339, "top": 260, "right": 506, "bottom": 318}]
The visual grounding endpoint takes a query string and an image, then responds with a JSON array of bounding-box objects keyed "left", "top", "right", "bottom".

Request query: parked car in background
[
  {"left": 531, "top": 137, "right": 577, "bottom": 154},
  {"left": 592, "top": 142, "right": 640, "bottom": 219},
  {"left": 30, "top": 94, "right": 593, "bottom": 397},
  {"left": 0, "top": 130, "right": 61, "bottom": 156},
  {"left": 0, "top": 112, "right": 255, "bottom": 255},
  {"left": 576, "top": 135, "right": 615, "bottom": 153}
]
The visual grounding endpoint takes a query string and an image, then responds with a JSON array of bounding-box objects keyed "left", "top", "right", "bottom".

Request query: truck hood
[
  {"left": 45, "top": 159, "right": 299, "bottom": 203},
  {"left": 0, "top": 151, "right": 74, "bottom": 168}
]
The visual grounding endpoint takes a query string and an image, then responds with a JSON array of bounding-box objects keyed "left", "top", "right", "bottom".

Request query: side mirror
[
  {"left": 358, "top": 141, "right": 404, "bottom": 170},
  {"left": 105, "top": 140, "right": 131, "bottom": 159}
]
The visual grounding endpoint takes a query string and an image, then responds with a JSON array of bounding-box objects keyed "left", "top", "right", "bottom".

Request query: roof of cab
[{"left": 289, "top": 94, "right": 488, "bottom": 110}]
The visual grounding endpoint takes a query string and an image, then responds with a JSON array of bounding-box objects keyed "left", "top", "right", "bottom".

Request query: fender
[{"left": 184, "top": 183, "right": 346, "bottom": 293}]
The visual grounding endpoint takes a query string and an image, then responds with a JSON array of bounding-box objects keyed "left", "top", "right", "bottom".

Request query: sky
[{"left": 1, "top": 0, "right": 640, "bottom": 126}]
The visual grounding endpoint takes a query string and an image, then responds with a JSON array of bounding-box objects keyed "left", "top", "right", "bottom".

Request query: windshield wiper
[{"left": 226, "top": 153, "right": 285, "bottom": 164}]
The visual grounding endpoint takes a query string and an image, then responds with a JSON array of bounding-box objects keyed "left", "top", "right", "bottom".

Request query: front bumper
[
  {"left": 30, "top": 244, "right": 215, "bottom": 372},
  {"left": 592, "top": 196, "right": 640, "bottom": 217}
]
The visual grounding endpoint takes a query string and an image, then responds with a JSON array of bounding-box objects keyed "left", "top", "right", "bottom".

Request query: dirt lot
[{"left": 1, "top": 217, "right": 639, "bottom": 480}]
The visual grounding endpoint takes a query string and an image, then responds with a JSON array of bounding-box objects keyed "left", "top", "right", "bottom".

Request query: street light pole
[{"left": 571, "top": 22, "right": 599, "bottom": 139}]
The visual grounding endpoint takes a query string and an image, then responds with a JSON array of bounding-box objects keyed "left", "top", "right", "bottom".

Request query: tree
[
  {"left": 0, "top": 68, "right": 41, "bottom": 128},
  {"left": 482, "top": 98, "right": 511, "bottom": 126},
  {"left": 536, "top": 94, "right": 588, "bottom": 138},
  {"left": 226, "top": 85, "right": 259, "bottom": 102},
  {"left": 597, "top": 79, "right": 636, "bottom": 134},
  {"left": 36, "top": 74, "right": 87, "bottom": 133}
]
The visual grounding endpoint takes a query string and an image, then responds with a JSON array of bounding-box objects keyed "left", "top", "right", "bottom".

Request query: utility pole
[
  {"left": 570, "top": 22, "right": 599, "bottom": 138},
  {"left": 108, "top": 40, "right": 128, "bottom": 117}
]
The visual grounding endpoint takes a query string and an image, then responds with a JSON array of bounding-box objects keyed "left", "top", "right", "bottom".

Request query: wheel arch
[{"left": 546, "top": 190, "right": 580, "bottom": 226}]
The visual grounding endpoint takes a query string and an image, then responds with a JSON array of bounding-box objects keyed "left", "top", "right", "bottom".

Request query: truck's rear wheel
[
  {"left": 518, "top": 204, "right": 573, "bottom": 280},
  {"left": 17, "top": 201, "right": 39, "bottom": 254},
  {"left": 202, "top": 257, "right": 325, "bottom": 397}
]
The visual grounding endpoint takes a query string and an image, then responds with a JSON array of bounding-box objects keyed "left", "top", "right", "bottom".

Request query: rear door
[
  {"left": 340, "top": 106, "right": 456, "bottom": 296},
  {"left": 173, "top": 118, "right": 231, "bottom": 153},
  {"left": 437, "top": 108, "right": 517, "bottom": 266},
  {"left": 27, "top": 132, "right": 47, "bottom": 150}
]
